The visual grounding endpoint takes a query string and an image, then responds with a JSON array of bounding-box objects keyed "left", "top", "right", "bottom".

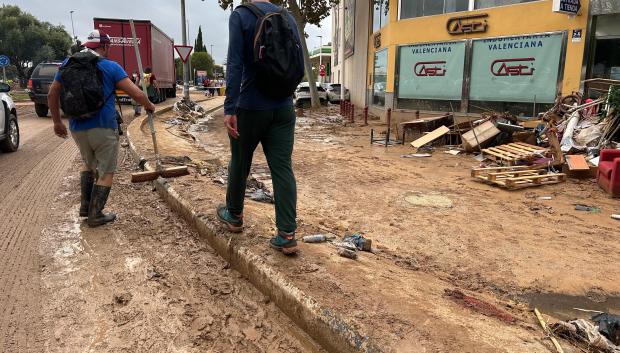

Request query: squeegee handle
[{"left": 130, "top": 19, "right": 161, "bottom": 169}]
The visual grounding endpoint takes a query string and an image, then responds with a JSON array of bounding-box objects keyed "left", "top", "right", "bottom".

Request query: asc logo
[
  {"left": 414, "top": 61, "right": 447, "bottom": 77},
  {"left": 491, "top": 58, "right": 535, "bottom": 76}
]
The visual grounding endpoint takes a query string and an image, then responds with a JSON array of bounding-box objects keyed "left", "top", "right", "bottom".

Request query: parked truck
[{"left": 93, "top": 18, "right": 176, "bottom": 104}]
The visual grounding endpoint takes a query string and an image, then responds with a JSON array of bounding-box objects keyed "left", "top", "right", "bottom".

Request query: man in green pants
[{"left": 217, "top": 0, "right": 303, "bottom": 255}]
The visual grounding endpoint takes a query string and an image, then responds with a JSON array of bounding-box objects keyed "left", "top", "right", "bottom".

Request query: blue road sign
[
  {"left": 0, "top": 55, "right": 9, "bottom": 68},
  {"left": 553, "top": 0, "right": 581, "bottom": 15}
]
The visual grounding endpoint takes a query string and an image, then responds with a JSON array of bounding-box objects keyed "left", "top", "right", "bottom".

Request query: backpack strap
[{"left": 237, "top": 3, "right": 265, "bottom": 19}]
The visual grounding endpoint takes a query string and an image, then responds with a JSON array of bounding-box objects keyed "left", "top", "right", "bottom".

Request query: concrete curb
[{"left": 125, "top": 104, "right": 382, "bottom": 353}]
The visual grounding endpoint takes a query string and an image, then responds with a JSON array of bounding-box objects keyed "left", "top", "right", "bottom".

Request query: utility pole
[
  {"left": 210, "top": 44, "right": 213, "bottom": 60},
  {"left": 317, "top": 35, "right": 323, "bottom": 83},
  {"left": 339, "top": 4, "right": 345, "bottom": 102},
  {"left": 69, "top": 10, "right": 76, "bottom": 43},
  {"left": 180, "top": 0, "right": 190, "bottom": 101},
  {"left": 187, "top": 19, "right": 193, "bottom": 85}
]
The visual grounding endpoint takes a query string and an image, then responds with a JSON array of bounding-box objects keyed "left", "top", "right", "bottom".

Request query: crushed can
[{"left": 337, "top": 248, "right": 357, "bottom": 260}]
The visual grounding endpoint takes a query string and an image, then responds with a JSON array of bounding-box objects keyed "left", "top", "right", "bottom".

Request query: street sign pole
[
  {"left": 0, "top": 55, "right": 10, "bottom": 83},
  {"left": 180, "top": 0, "right": 190, "bottom": 101}
]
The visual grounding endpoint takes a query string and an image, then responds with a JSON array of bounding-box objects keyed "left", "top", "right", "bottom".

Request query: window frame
[
  {"left": 372, "top": 0, "right": 390, "bottom": 33},
  {"left": 398, "top": 0, "right": 543, "bottom": 20}
]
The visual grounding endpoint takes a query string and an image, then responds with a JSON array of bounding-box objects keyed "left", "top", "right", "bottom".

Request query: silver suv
[{"left": 0, "top": 82, "right": 19, "bottom": 152}]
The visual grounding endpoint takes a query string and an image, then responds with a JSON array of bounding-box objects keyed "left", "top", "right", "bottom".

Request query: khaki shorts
[{"left": 71, "top": 128, "right": 119, "bottom": 174}]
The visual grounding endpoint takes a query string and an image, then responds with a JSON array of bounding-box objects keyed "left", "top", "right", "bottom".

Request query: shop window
[
  {"left": 373, "top": 0, "right": 389, "bottom": 33},
  {"left": 468, "top": 33, "right": 564, "bottom": 115},
  {"left": 396, "top": 41, "right": 466, "bottom": 111},
  {"left": 474, "top": 0, "right": 538, "bottom": 10},
  {"left": 592, "top": 39, "right": 620, "bottom": 80},
  {"left": 373, "top": 49, "right": 388, "bottom": 107},
  {"left": 400, "top": 0, "right": 468, "bottom": 19}
]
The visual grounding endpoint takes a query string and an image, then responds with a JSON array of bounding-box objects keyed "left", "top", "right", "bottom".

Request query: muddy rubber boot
[
  {"left": 87, "top": 185, "right": 117, "bottom": 227},
  {"left": 79, "top": 171, "right": 95, "bottom": 217}
]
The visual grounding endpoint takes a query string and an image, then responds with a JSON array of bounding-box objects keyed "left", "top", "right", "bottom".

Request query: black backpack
[
  {"left": 59, "top": 52, "right": 110, "bottom": 119},
  {"left": 239, "top": 3, "right": 304, "bottom": 99}
]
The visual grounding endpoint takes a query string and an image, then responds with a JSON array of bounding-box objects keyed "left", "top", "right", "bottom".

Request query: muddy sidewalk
[
  {"left": 39, "top": 100, "right": 323, "bottom": 353},
  {"left": 124, "top": 102, "right": 620, "bottom": 352}
]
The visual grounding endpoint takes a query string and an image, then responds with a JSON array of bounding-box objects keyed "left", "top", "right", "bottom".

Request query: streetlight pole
[
  {"left": 317, "top": 35, "right": 323, "bottom": 83},
  {"left": 69, "top": 10, "right": 76, "bottom": 43},
  {"left": 210, "top": 44, "right": 213, "bottom": 60},
  {"left": 180, "top": 0, "right": 190, "bottom": 101}
]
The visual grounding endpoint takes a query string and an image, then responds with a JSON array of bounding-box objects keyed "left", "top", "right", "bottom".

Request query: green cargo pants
[{"left": 226, "top": 106, "right": 297, "bottom": 233}]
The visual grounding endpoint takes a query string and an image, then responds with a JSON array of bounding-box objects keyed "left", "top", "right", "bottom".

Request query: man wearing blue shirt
[
  {"left": 48, "top": 30, "right": 155, "bottom": 227},
  {"left": 217, "top": 0, "right": 303, "bottom": 254}
]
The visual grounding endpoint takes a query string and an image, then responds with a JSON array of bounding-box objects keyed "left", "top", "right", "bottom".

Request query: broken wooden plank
[
  {"left": 565, "top": 155, "right": 590, "bottom": 171},
  {"left": 410, "top": 125, "right": 450, "bottom": 149},
  {"left": 462, "top": 121, "right": 500, "bottom": 151},
  {"left": 534, "top": 308, "right": 565, "bottom": 353}
]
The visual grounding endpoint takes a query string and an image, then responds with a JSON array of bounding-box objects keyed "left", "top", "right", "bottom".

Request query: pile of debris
[
  {"left": 550, "top": 312, "right": 620, "bottom": 353},
  {"left": 303, "top": 232, "right": 373, "bottom": 260},
  {"left": 172, "top": 98, "right": 207, "bottom": 124},
  {"left": 395, "top": 82, "right": 620, "bottom": 190}
]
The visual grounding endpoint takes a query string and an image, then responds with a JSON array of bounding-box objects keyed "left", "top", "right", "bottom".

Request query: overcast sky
[{"left": 3, "top": 0, "right": 332, "bottom": 65}]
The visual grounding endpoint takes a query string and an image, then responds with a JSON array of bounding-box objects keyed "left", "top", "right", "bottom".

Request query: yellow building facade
[{"left": 337, "top": 0, "right": 592, "bottom": 117}]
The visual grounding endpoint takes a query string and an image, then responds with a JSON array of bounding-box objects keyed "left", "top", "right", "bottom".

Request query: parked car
[
  {"left": 323, "top": 83, "right": 350, "bottom": 103},
  {"left": 28, "top": 61, "right": 62, "bottom": 117},
  {"left": 294, "top": 82, "right": 327, "bottom": 107},
  {"left": 0, "top": 82, "right": 19, "bottom": 152}
]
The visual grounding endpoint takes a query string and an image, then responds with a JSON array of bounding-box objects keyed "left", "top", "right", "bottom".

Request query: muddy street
[{"left": 1, "top": 103, "right": 323, "bottom": 353}]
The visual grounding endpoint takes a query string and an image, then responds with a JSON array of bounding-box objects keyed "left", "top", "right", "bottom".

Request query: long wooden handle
[{"left": 534, "top": 308, "right": 564, "bottom": 353}]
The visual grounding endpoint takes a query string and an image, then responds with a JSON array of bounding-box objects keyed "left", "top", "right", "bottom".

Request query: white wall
[{"left": 330, "top": 0, "right": 370, "bottom": 106}]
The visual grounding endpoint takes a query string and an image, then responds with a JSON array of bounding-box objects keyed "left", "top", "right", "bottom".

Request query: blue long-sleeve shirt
[{"left": 224, "top": 2, "right": 302, "bottom": 115}]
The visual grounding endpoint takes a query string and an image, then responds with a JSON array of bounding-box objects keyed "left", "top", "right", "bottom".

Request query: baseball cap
[{"left": 84, "top": 29, "right": 111, "bottom": 49}]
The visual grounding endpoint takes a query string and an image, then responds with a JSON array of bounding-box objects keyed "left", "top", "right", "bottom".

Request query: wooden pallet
[
  {"left": 482, "top": 142, "right": 548, "bottom": 165},
  {"left": 472, "top": 166, "right": 567, "bottom": 189}
]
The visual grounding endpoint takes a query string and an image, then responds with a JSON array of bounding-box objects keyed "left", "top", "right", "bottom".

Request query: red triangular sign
[{"left": 174, "top": 45, "right": 193, "bottom": 63}]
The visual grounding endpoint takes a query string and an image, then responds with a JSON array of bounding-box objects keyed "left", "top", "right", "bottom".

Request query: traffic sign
[
  {"left": 552, "top": 0, "right": 581, "bottom": 15},
  {"left": 174, "top": 45, "right": 193, "bottom": 63},
  {"left": 0, "top": 55, "right": 10, "bottom": 68}
]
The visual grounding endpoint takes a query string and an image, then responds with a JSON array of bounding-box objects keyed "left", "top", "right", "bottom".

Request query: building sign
[
  {"left": 469, "top": 33, "right": 564, "bottom": 104},
  {"left": 572, "top": 29, "right": 582, "bottom": 42},
  {"left": 552, "top": 0, "right": 581, "bottom": 15},
  {"left": 447, "top": 14, "right": 488, "bottom": 35},
  {"left": 374, "top": 33, "right": 381, "bottom": 49},
  {"left": 397, "top": 41, "right": 466, "bottom": 100}
]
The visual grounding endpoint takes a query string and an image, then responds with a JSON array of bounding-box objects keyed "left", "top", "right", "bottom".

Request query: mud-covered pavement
[
  {"left": 129, "top": 103, "right": 620, "bottom": 353},
  {"left": 1, "top": 101, "right": 323, "bottom": 353}
]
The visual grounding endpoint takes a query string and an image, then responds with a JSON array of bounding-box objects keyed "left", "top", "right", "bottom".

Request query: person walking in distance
[
  {"left": 130, "top": 72, "right": 142, "bottom": 117},
  {"left": 217, "top": 0, "right": 304, "bottom": 254},
  {"left": 48, "top": 29, "right": 156, "bottom": 227}
]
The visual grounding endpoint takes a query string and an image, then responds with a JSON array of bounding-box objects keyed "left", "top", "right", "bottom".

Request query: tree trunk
[{"left": 288, "top": 1, "right": 320, "bottom": 109}]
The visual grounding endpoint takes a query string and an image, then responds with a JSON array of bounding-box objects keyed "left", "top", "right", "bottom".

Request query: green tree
[
  {"left": 217, "top": 0, "right": 337, "bottom": 108},
  {"left": 0, "top": 5, "right": 72, "bottom": 82},
  {"left": 191, "top": 51, "right": 214, "bottom": 76},
  {"left": 175, "top": 57, "right": 184, "bottom": 81},
  {"left": 194, "top": 26, "right": 207, "bottom": 52}
]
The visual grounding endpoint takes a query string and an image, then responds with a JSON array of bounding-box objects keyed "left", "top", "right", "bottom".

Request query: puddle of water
[{"left": 523, "top": 293, "right": 620, "bottom": 321}]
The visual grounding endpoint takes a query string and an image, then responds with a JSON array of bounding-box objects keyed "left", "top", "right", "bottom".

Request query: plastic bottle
[{"left": 302, "top": 234, "right": 328, "bottom": 243}]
